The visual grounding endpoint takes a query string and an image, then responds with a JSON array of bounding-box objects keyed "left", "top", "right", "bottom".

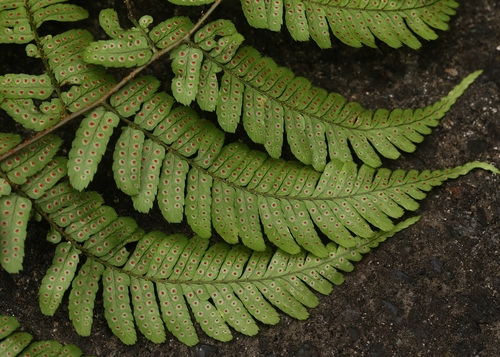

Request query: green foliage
[
  {"left": 0, "top": 314, "right": 91, "bottom": 357},
  {"left": 0, "top": 0, "right": 88, "bottom": 45},
  {"left": 170, "top": 0, "right": 459, "bottom": 49},
  {"left": 0, "top": 0, "right": 498, "bottom": 351},
  {"left": 68, "top": 108, "right": 120, "bottom": 190}
]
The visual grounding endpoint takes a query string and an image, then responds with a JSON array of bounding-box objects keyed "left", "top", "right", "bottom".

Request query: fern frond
[
  {"left": 0, "top": 134, "right": 63, "bottom": 185},
  {"left": 0, "top": 315, "right": 89, "bottom": 357},
  {"left": 40, "top": 29, "right": 106, "bottom": 85},
  {"left": 82, "top": 15, "right": 478, "bottom": 170},
  {"left": 1, "top": 98, "right": 65, "bottom": 131},
  {"left": 31, "top": 167, "right": 421, "bottom": 345},
  {"left": 1, "top": 131, "right": 496, "bottom": 346},
  {"left": 40, "top": 242, "right": 81, "bottom": 316},
  {"left": 0, "top": 131, "right": 428, "bottom": 344},
  {"left": 239, "top": 0, "right": 458, "bottom": 49},
  {"left": 169, "top": 21, "right": 481, "bottom": 169}
]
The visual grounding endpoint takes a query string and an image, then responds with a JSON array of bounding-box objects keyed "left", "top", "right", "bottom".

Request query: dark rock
[{"left": 428, "top": 257, "right": 444, "bottom": 273}]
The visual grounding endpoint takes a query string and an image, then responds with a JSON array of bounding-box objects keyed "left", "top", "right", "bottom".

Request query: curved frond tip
[{"left": 170, "top": 19, "right": 481, "bottom": 170}]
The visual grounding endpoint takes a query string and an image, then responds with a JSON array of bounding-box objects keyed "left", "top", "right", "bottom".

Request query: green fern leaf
[
  {"left": 0, "top": 178, "right": 11, "bottom": 198},
  {"left": 0, "top": 1, "right": 88, "bottom": 45},
  {"left": 21, "top": 156, "right": 68, "bottom": 199},
  {"left": 150, "top": 16, "right": 193, "bottom": 48},
  {"left": 68, "top": 108, "right": 120, "bottom": 190},
  {"left": 99, "top": 8, "right": 141, "bottom": 40},
  {"left": 0, "top": 315, "right": 20, "bottom": 340},
  {"left": 173, "top": 26, "right": 482, "bottom": 169},
  {"left": 158, "top": 151, "right": 189, "bottom": 223},
  {"left": 0, "top": 133, "right": 21, "bottom": 156},
  {"left": 64, "top": 205, "right": 118, "bottom": 243},
  {"left": 68, "top": 259, "right": 105, "bottom": 336},
  {"left": 0, "top": 331, "right": 33, "bottom": 356},
  {"left": 118, "top": 98, "right": 499, "bottom": 255},
  {"left": 62, "top": 75, "right": 117, "bottom": 113},
  {"left": 84, "top": 9, "right": 152, "bottom": 68},
  {"left": 6, "top": 142, "right": 494, "bottom": 347},
  {"left": 83, "top": 217, "right": 138, "bottom": 257},
  {"left": 42, "top": 29, "right": 106, "bottom": 85},
  {"left": 170, "top": 45, "right": 204, "bottom": 105},
  {"left": 0, "top": 74, "right": 53, "bottom": 99},
  {"left": 239, "top": 0, "right": 458, "bottom": 49},
  {"left": 217, "top": 72, "right": 244, "bottom": 132},
  {"left": 186, "top": 169, "right": 213, "bottom": 238},
  {"left": 103, "top": 267, "right": 137, "bottom": 345},
  {"left": 113, "top": 127, "right": 145, "bottom": 195},
  {"left": 110, "top": 75, "right": 161, "bottom": 117},
  {"left": 130, "top": 277, "right": 166, "bottom": 343},
  {"left": 0, "top": 134, "right": 63, "bottom": 185},
  {"left": 31, "top": 3, "right": 88, "bottom": 28},
  {"left": 170, "top": 19, "right": 244, "bottom": 106},
  {"left": 0, "top": 194, "right": 31, "bottom": 273},
  {"left": 36, "top": 181, "right": 80, "bottom": 214},
  {"left": 109, "top": 217, "right": 418, "bottom": 344},
  {"left": 24, "top": 340, "right": 63, "bottom": 356},
  {"left": 123, "top": 231, "right": 168, "bottom": 343},
  {"left": 0, "top": 19, "right": 33, "bottom": 44},
  {"left": 106, "top": 76, "right": 497, "bottom": 255},
  {"left": 84, "top": 37, "right": 152, "bottom": 68},
  {"left": 48, "top": 191, "right": 104, "bottom": 228},
  {"left": 197, "top": 60, "right": 222, "bottom": 111},
  {"left": 39, "top": 242, "right": 81, "bottom": 316},
  {"left": 133, "top": 92, "right": 175, "bottom": 130},
  {"left": 131, "top": 139, "right": 166, "bottom": 213},
  {"left": 1, "top": 98, "right": 64, "bottom": 131}
]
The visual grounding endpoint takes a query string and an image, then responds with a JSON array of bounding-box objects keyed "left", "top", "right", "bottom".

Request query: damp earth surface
[{"left": 1, "top": 1, "right": 499, "bottom": 356}]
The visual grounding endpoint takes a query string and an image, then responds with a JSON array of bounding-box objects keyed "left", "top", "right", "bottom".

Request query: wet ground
[{"left": 1, "top": 1, "right": 499, "bottom": 356}]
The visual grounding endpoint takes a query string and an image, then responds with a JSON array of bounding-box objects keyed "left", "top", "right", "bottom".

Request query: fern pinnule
[
  {"left": 0, "top": 315, "right": 89, "bottom": 356},
  {"left": 67, "top": 108, "right": 120, "bottom": 190}
]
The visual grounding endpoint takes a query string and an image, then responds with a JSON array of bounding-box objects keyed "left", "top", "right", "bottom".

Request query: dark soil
[{"left": 1, "top": 1, "right": 499, "bottom": 356}]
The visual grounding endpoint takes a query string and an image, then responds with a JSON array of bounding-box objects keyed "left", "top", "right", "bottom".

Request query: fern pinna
[{"left": 0, "top": 0, "right": 498, "bottom": 350}]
